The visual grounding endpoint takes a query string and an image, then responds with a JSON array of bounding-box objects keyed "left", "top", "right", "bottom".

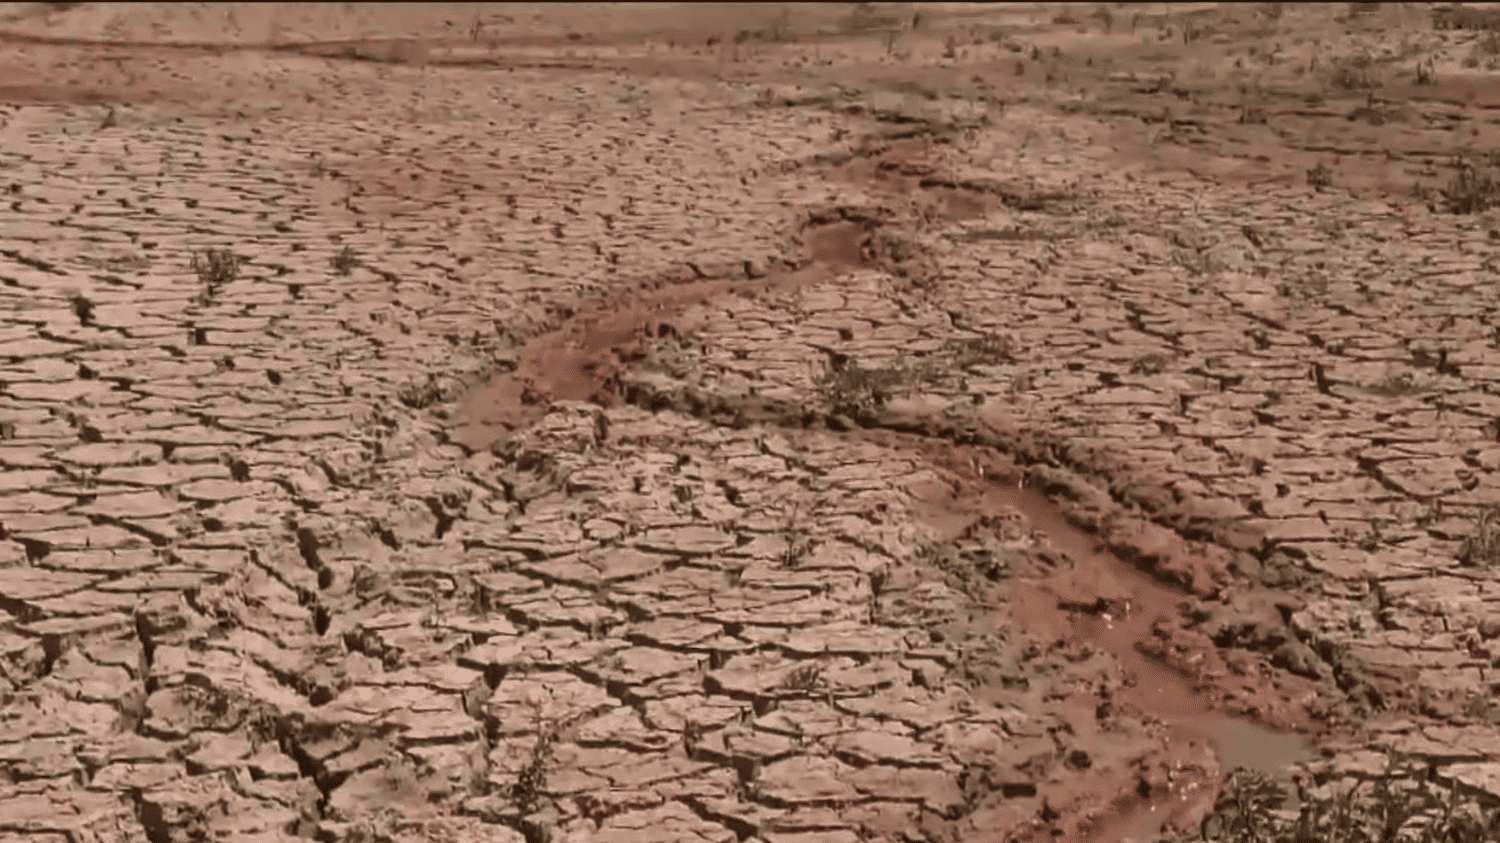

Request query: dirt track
[{"left": 3, "top": 3, "right": 1500, "bottom": 842}]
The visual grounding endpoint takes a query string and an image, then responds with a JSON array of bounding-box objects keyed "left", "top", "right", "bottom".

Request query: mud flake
[
  {"left": 575, "top": 706, "right": 675, "bottom": 752},
  {"left": 635, "top": 525, "right": 736, "bottom": 556},
  {"left": 595, "top": 800, "right": 735, "bottom": 843},
  {"left": 754, "top": 700, "right": 850, "bottom": 740},
  {"left": 593, "top": 645, "right": 704, "bottom": 685},
  {"left": 626, "top": 617, "right": 723, "bottom": 649},
  {"left": 782, "top": 621, "right": 905, "bottom": 658},
  {"left": 0, "top": 789, "right": 125, "bottom": 834},
  {"left": 756, "top": 755, "right": 862, "bottom": 805},
  {"left": 487, "top": 671, "right": 615, "bottom": 736},
  {"left": 834, "top": 686, "right": 971, "bottom": 732},
  {"left": 0, "top": 567, "right": 96, "bottom": 601},
  {"left": 90, "top": 761, "right": 185, "bottom": 791},
  {"left": 175, "top": 478, "right": 266, "bottom": 503},
  {"left": 642, "top": 695, "right": 748, "bottom": 733},
  {"left": 55, "top": 442, "right": 161, "bottom": 466},
  {"left": 324, "top": 758, "right": 429, "bottom": 822}
]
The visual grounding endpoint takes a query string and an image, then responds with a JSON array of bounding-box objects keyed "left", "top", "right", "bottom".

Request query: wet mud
[{"left": 451, "top": 204, "right": 1327, "bottom": 840}]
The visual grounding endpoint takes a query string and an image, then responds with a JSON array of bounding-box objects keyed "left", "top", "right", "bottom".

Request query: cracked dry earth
[{"left": 6, "top": 2, "right": 1500, "bottom": 842}]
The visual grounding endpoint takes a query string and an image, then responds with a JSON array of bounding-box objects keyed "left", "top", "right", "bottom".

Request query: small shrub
[
  {"left": 1129, "top": 352, "right": 1174, "bottom": 376},
  {"left": 1416, "top": 57, "right": 1437, "bottom": 84},
  {"left": 1204, "top": 752, "right": 1500, "bottom": 843},
  {"left": 779, "top": 663, "right": 822, "bottom": 692},
  {"left": 330, "top": 245, "right": 359, "bottom": 276},
  {"left": 1441, "top": 161, "right": 1500, "bottom": 214},
  {"left": 1308, "top": 162, "right": 1333, "bottom": 189},
  {"left": 1327, "top": 52, "right": 1380, "bottom": 89},
  {"left": 397, "top": 375, "right": 449, "bottom": 410},
  {"left": 952, "top": 332, "right": 1015, "bottom": 368},
  {"left": 190, "top": 248, "right": 242, "bottom": 286},
  {"left": 1369, "top": 368, "right": 1420, "bottom": 396},
  {"left": 1459, "top": 508, "right": 1500, "bottom": 567},
  {"left": 512, "top": 731, "right": 553, "bottom": 815},
  {"left": 818, "top": 358, "right": 910, "bottom": 422},
  {"left": 1200, "top": 768, "right": 1287, "bottom": 842}
]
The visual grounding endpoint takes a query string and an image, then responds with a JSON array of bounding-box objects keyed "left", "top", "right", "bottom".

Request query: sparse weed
[
  {"left": 1464, "top": 32, "right": 1500, "bottom": 68},
  {"left": 817, "top": 357, "right": 910, "bottom": 422},
  {"left": 1416, "top": 57, "right": 1437, "bottom": 84},
  {"left": 1434, "top": 4, "right": 1500, "bottom": 31},
  {"left": 1327, "top": 52, "right": 1380, "bottom": 90},
  {"left": 1203, "top": 752, "right": 1500, "bottom": 843},
  {"left": 1458, "top": 508, "right": 1500, "bottom": 567},
  {"left": 1369, "top": 368, "right": 1420, "bottom": 396},
  {"left": 1129, "top": 352, "right": 1174, "bottom": 376},
  {"left": 842, "top": 2, "right": 900, "bottom": 35},
  {"left": 951, "top": 332, "right": 1016, "bottom": 368},
  {"left": 1201, "top": 768, "right": 1287, "bottom": 842},
  {"left": 779, "top": 663, "right": 822, "bottom": 692},
  {"left": 397, "top": 375, "right": 451, "bottom": 410},
  {"left": 190, "top": 248, "right": 242, "bottom": 287},
  {"left": 512, "top": 730, "right": 554, "bottom": 816},
  {"left": 330, "top": 245, "right": 359, "bottom": 276},
  {"left": 1441, "top": 161, "right": 1500, "bottom": 214}
]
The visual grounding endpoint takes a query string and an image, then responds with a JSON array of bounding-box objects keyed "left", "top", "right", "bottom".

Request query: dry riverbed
[{"left": 2, "top": 3, "right": 1500, "bottom": 842}]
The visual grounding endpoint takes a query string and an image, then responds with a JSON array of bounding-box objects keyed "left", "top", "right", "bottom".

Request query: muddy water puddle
[
  {"left": 898, "top": 443, "right": 1316, "bottom": 840},
  {"left": 997, "top": 483, "right": 1312, "bottom": 840}
]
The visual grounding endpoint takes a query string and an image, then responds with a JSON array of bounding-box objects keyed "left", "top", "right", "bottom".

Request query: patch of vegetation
[
  {"left": 1440, "top": 161, "right": 1500, "bottom": 214},
  {"left": 1326, "top": 52, "right": 1380, "bottom": 90},
  {"left": 841, "top": 2, "right": 902, "bottom": 34},
  {"left": 397, "top": 375, "right": 449, "bottom": 410},
  {"left": 779, "top": 663, "right": 823, "bottom": 692},
  {"left": 512, "top": 730, "right": 554, "bottom": 816},
  {"left": 190, "top": 248, "right": 242, "bottom": 287},
  {"left": 817, "top": 357, "right": 911, "bottom": 423},
  {"left": 330, "top": 245, "right": 359, "bottom": 276},
  {"left": 951, "top": 332, "right": 1015, "bottom": 368},
  {"left": 1434, "top": 4, "right": 1500, "bottom": 31},
  {"left": 1129, "top": 352, "right": 1175, "bottom": 376},
  {"left": 1368, "top": 368, "right": 1421, "bottom": 396},
  {"left": 1458, "top": 507, "right": 1500, "bottom": 567},
  {"left": 1308, "top": 162, "right": 1334, "bottom": 189},
  {"left": 1202, "top": 753, "right": 1500, "bottom": 842}
]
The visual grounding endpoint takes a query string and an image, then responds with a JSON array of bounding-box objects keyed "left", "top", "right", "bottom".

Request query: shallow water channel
[{"left": 978, "top": 480, "right": 1314, "bottom": 840}]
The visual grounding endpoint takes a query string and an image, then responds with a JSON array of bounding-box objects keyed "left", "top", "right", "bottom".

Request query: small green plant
[
  {"left": 952, "top": 332, "right": 1015, "bottom": 368},
  {"left": 1369, "top": 368, "right": 1420, "bottom": 396},
  {"left": 1201, "top": 768, "right": 1288, "bottom": 842},
  {"left": 1441, "top": 161, "right": 1500, "bottom": 214},
  {"left": 1327, "top": 52, "right": 1380, "bottom": 89},
  {"left": 1204, "top": 751, "right": 1500, "bottom": 842},
  {"left": 397, "top": 375, "right": 448, "bottom": 410},
  {"left": 1416, "top": 56, "right": 1437, "bottom": 84},
  {"left": 818, "top": 358, "right": 910, "bottom": 422},
  {"left": 1129, "top": 352, "right": 1174, "bottom": 376},
  {"left": 513, "top": 731, "right": 553, "bottom": 815},
  {"left": 1458, "top": 508, "right": 1500, "bottom": 567},
  {"left": 190, "top": 248, "right": 242, "bottom": 287},
  {"left": 779, "top": 663, "right": 822, "bottom": 692},
  {"left": 330, "top": 245, "right": 358, "bottom": 275}
]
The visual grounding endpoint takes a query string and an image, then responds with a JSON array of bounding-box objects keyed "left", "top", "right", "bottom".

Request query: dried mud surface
[{"left": 2, "top": 3, "right": 1500, "bottom": 842}]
